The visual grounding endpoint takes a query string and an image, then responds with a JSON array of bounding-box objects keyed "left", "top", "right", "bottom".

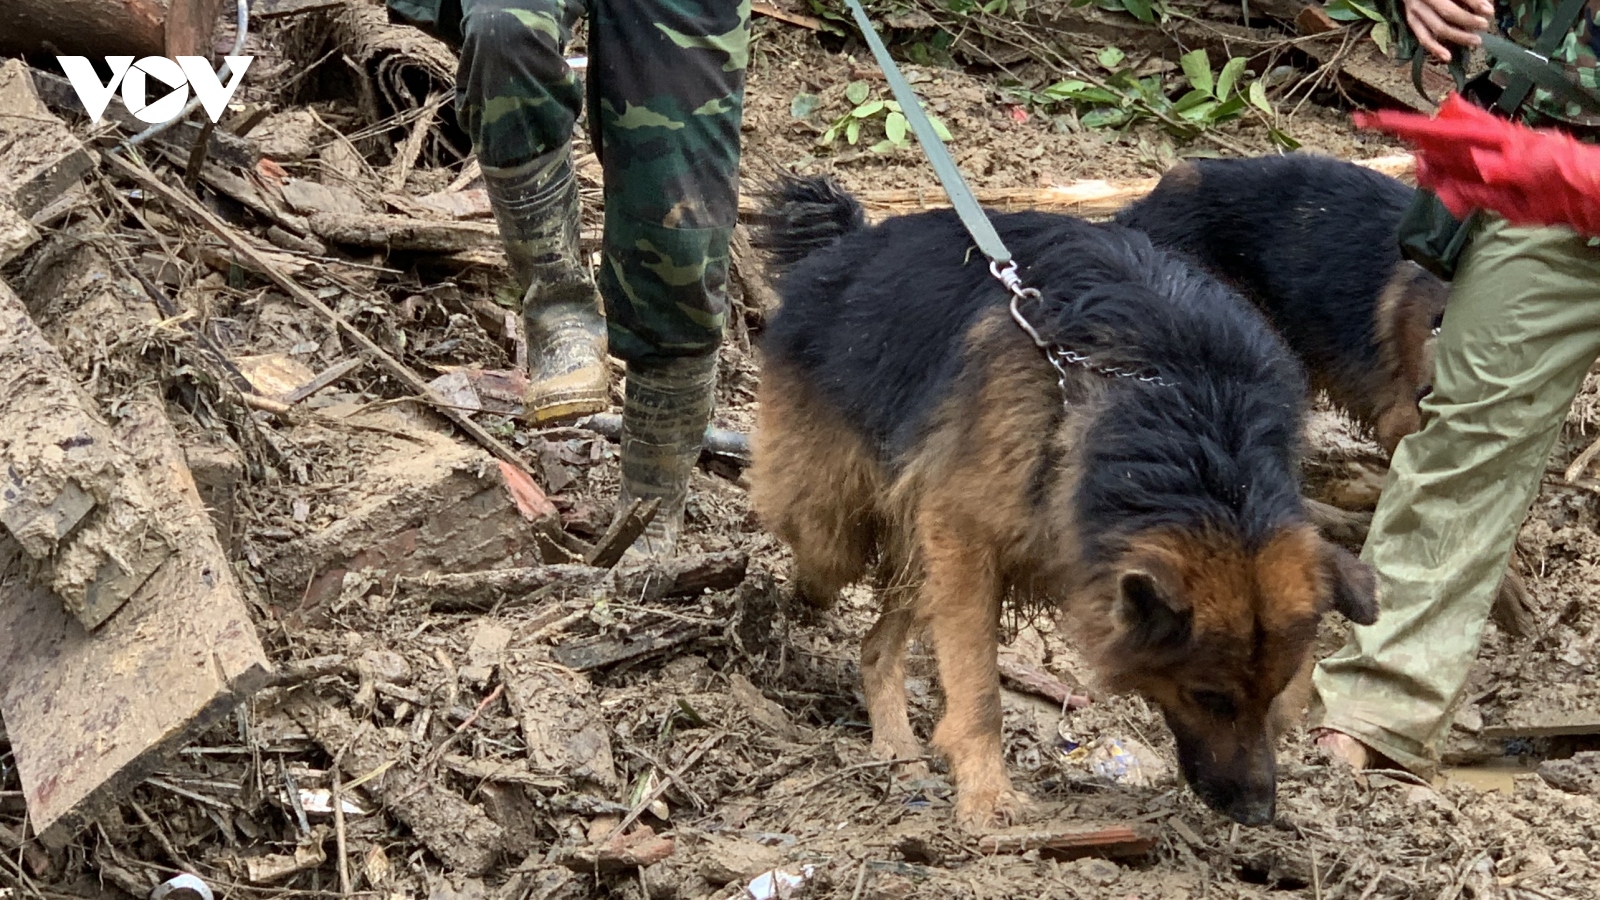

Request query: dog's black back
[
  {"left": 1115, "top": 155, "right": 1418, "bottom": 388},
  {"left": 759, "top": 181, "right": 1309, "bottom": 562}
]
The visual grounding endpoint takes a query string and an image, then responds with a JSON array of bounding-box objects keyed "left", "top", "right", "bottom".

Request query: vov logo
[{"left": 57, "top": 56, "right": 253, "bottom": 126}]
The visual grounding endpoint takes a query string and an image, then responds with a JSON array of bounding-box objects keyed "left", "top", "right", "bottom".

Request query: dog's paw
[
  {"left": 869, "top": 734, "right": 929, "bottom": 778},
  {"left": 954, "top": 787, "right": 1034, "bottom": 832}
]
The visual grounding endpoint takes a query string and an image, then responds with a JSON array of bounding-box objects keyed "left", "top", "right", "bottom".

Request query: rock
[
  {"left": 1538, "top": 751, "right": 1600, "bottom": 796},
  {"left": 698, "top": 836, "right": 784, "bottom": 886}
]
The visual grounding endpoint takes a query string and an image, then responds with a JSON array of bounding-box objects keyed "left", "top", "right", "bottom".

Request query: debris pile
[{"left": 0, "top": 2, "right": 1597, "bottom": 899}]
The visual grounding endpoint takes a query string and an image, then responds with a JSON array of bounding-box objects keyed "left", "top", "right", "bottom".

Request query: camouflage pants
[
  {"left": 386, "top": 0, "right": 750, "bottom": 362},
  {"left": 1310, "top": 218, "right": 1600, "bottom": 778}
]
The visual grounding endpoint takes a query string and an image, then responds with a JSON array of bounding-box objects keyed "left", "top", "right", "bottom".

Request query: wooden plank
[
  {"left": 307, "top": 211, "right": 501, "bottom": 253},
  {"left": 0, "top": 394, "right": 271, "bottom": 847},
  {"left": 0, "top": 277, "right": 172, "bottom": 628},
  {"left": 977, "top": 822, "right": 1160, "bottom": 860},
  {"left": 0, "top": 0, "right": 165, "bottom": 59},
  {"left": 0, "top": 61, "right": 97, "bottom": 220},
  {"left": 163, "top": 0, "right": 225, "bottom": 57}
]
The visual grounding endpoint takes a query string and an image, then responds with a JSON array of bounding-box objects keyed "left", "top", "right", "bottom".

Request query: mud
[{"left": 1, "top": 6, "right": 1597, "bottom": 900}]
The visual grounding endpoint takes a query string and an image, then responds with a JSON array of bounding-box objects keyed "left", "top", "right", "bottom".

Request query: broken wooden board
[
  {"left": 551, "top": 825, "right": 675, "bottom": 873},
  {"left": 0, "top": 202, "right": 39, "bottom": 266},
  {"left": 1482, "top": 684, "right": 1600, "bottom": 738},
  {"left": 291, "top": 699, "right": 506, "bottom": 875},
  {"left": 0, "top": 0, "right": 167, "bottom": 57},
  {"left": 0, "top": 396, "right": 271, "bottom": 847},
  {"left": 0, "top": 277, "right": 172, "bottom": 628},
  {"left": 976, "top": 821, "right": 1160, "bottom": 860},
  {"left": 0, "top": 60, "right": 97, "bottom": 221},
  {"left": 551, "top": 622, "right": 712, "bottom": 672},
  {"left": 251, "top": 405, "right": 550, "bottom": 612},
  {"left": 503, "top": 652, "right": 620, "bottom": 790},
  {"left": 397, "top": 550, "right": 749, "bottom": 612},
  {"left": 307, "top": 211, "right": 501, "bottom": 253}
]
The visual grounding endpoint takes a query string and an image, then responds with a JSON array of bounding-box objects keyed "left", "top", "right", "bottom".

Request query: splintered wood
[
  {"left": 0, "top": 397, "right": 271, "bottom": 846},
  {"left": 0, "top": 60, "right": 95, "bottom": 264},
  {"left": 978, "top": 822, "right": 1161, "bottom": 860},
  {"left": 0, "top": 278, "right": 171, "bottom": 628},
  {"left": 0, "top": 237, "right": 271, "bottom": 847}
]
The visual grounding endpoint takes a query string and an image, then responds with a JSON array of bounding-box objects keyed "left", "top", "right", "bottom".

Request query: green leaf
[
  {"left": 1212, "top": 94, "right": 1248, "bottom": 119},
  {"left": 1371, "top": 20, "right": 1392, "bottom": 55},
  {"left": 1080, "top": 107, "right": 1128, "bottom": 128},
  {"left": 1121, "top": 0, "right": 1156, "bottom": 22},
  {"left": 1325, "top": 0, "right": 1384, "bottom": 21},
  {"left": 886, "top": 100, "right": 902, "bottom": 112},
  {"left": 851, "top": 99, "right": 886, "bottom": 118},
  {"left": 1248, "top": 79, "right": 1273, "bottom": 115},
  {"left": 845, "top": 80, "right": 870, "bottom": 106},
  {"left": 982, "top": 0, "right": 1008, "bottom": 12},
  {"left": 870, "top": 139, "right": 897, "bottom": 153},
  {"left": 790, "top": 92, "right": 821, "bottom": 119},
  {"left": 928, "top": 113, "right": 953, "bottom": 141},
  {"left": 885, "top": 111, "right": 909, "bottom": 143},
  {"left": 1098, "top": 46, "right": 1126, "bottom": 69},
  {"left": 845, "top": 119, "right": 861, "bottom": 145},
  {"left": 1177, "top": 99, "right": 1219, "bottom": 122},
  {"left": 1180, "top": 49, "right": 1214, "bottom": 97},
  {"left": 1041, "top": 79, "right": 1085, "bottom": 100},
  {"left": 1216, "top": 57, "right": 1247, "bottom": 100},
  {"left": 1172, "top": 89, "right": 1213, "bottom": 113},
  {"left": 1269, "top": 127, "right": 1302, "bottom": 149},
  {"left": 819, "top": 122, "right": 841, "bottom": 146}
]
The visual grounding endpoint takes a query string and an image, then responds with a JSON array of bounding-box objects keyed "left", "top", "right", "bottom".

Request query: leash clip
[{"left": 994, "top": 260, "right": 1049, "bottom": 352}]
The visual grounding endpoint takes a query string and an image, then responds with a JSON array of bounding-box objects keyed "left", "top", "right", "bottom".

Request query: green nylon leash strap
[
  {"left": 838, "top": 0, "right": 1176, "bottom": 388},
  {"left": 1483, "top": 32, "right": 1600, "bottom": 115},
  {"left": 840, "top": 0, "right": 1016, "bottom": 273},
  {"left": 1493, "top": 0, "right": 1594, "bottom": 115}
]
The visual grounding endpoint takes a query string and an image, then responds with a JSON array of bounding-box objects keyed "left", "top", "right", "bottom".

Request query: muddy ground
[{"left": 2, "top": 1, "right": 1599, "bottom": 899}]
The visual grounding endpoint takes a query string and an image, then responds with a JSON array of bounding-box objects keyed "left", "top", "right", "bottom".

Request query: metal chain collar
[{"left": 992, "top": 261, "right": 1176, "bottom": 402}]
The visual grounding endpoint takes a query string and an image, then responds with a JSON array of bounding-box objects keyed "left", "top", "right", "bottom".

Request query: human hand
[{"left": 1403, "top": 0, "right": 1494, "bottom": 61}]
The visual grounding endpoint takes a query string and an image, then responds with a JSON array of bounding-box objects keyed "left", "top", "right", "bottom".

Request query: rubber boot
[
  {"left": 481, "top": 147, "right": 609, "bottom": 424},
  {"left": 616, "top": 352, "right": 719, "bottom": 560}
]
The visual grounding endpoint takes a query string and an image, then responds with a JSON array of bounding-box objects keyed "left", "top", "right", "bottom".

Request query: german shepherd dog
[
  {"left": 751, "top": 177, "right": 1379, "bottom": 830},
  {"left": 1115, "top": 154, "right": 1449, "bottom": 457}
]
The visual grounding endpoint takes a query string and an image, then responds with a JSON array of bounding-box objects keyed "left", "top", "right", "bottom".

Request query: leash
[
  {"left": 1482, "top": 32, "right": 1600, "bottom": 117},
  {"left": 840, "top": 0, "right": 1171, "bottom": 392}
]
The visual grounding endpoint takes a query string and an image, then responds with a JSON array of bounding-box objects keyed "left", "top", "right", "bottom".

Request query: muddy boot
[
  {"left": 615, "top": 352, "right": 719, "bottom": 560},
  {"left": 481, "top": 148, "right": 609, "bottom": 424}
]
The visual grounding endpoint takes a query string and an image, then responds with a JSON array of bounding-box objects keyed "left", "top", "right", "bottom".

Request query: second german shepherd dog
[{"left": 751, "top": 177, "right": 1379, "bottom": 830}]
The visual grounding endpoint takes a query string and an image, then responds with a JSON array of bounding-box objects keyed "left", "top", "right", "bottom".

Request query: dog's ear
[
  {"left": 1115, "top": 569, "right": 1193, "bottom": 649},
  {"left": 1322, "top": 544, "right": 1379, "bottom": 625}
]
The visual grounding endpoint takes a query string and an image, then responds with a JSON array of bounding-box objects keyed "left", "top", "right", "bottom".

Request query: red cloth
[{"left": 1353, "top": 94, "right": 1600, "bottom": 237}]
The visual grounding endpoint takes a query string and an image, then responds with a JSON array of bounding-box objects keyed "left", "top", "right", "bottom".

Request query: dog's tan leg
[
  {"left": 861, "top": 603, "right": 926, "bottom": 774},
  {"left": 919, "top": 516, "right": 1029, "bottom": 830}
]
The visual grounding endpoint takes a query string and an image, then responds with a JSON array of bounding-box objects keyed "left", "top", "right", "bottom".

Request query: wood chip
[
  {"left": 977, "top": 822, "right": 1160, "bottom": 860},
  {"left": 552, "top": 825, "right": 675, "bottom": 873}
]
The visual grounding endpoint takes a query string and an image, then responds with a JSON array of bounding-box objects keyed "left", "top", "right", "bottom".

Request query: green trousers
[
  {"left": 386, "top": 0, "right": 750, "bottom": 362},
  {"left": 1310, "top": 218, "right": 1600, "bottom": 778}
]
